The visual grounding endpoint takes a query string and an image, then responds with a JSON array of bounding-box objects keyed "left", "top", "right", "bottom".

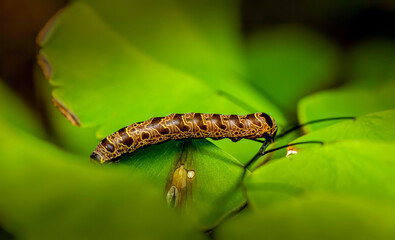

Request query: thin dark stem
[
  {"left": 203, "top": 201, "right": 248, "bottom": 237},
  {"left": 276, "top": 117, "right": 355, "bottom": 139},
  {"left": 205, "top": 140, "right": 322, "bottom": 235},
  {"left": 244, "top": 140, "right": 268, "bottom": 169}
]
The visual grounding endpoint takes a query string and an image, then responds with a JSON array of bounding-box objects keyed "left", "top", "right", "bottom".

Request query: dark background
[{"left": 1, "top": 0, "right": 394, "bottom": 112}]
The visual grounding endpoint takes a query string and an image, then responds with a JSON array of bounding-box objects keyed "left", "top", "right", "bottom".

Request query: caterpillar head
[
  {"left": 90, "top": 138, "right": 118, "bottom": 164},
  {"left": 250, "top": 112, "right": 278, "bottom": 143}
]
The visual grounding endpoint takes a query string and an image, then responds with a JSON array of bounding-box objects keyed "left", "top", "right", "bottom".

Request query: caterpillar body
[{"left": 90, "top": 112, "right": 278, "bottom": 163}]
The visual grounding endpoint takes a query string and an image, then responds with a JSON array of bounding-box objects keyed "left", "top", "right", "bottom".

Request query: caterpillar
[{"left": 90, "top": 112, "right": 278, "bottom": 163}]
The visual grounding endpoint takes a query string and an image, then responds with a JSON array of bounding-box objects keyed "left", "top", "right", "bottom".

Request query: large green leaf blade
[
  {"left": 0, "top": 79, "right": 44, "bottom": 137},
  {"left": 37, "top": 1, "right": 285, "bottom": 162},
  {"left": 38, "top": 1, "right": 284, "bottom": 133},
  {"left": 298, "top": 81, "right": 395, "bottom": 132},
  {"left": 0, "top": 119, "right": 205, "bottom": 240},
  {"left": 116, "top": 139, "right": 246, "bottom": 229},
  {"left": 221, "top": 140, "right": 395, "bottom": 239},
  {"left": 72, "top": 0, "right": 245, "bottom": 81},
  {"left": 215, "top": 111, "right": 395, "bottom": 239},
  {"left": 247, "top": 140, "right": 395, "bottom": 209},
  {"left": 216, "top": 194, "right": 395, "bottom": 240},
  {"left": 247, "top": 110, "right": 395, "bottom": 207},
  {"left": 293, "top": 109, "right": 395, "bottom": 144},
  {"left": 34, "top": 67, "right": 98, "bottom": 156}
]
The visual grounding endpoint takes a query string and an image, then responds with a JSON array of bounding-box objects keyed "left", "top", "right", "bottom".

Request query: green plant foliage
[
  {"left": 293, "top": 109, "right": 395, "bottom": 144},
  {"left": 215, "top": 111, "right": 395, "bottom": 239},
  {"left": 247, "top": 110, "right": 395, "bottom": 205},
  {"left": 298, "top": 81, "right": 395, "bottom": 132},
  {"left": 33, "top": 66, "right": 98, "bottom": 156},
  {"left": 0, "top": 79, "right": 44, "bottom": 137},
  {"left": 216, "top": 194, "right": 395, "bottom": 240},
  {"left": 38, "top": 0, "right": 284, "bottom": 135},
  {"left": 0, "top": 119, "right": 205, "bottom": 240},
  {"left": 246, "top": 26, "right": 339, "bottom": 114},
  {"left": 71, "top": 0, "right": 245, "bottom": 82},
  {"left": 347, "top": 40, "right": 395, "bottom": 87},
  {"left": 34, "top": 0, "right": 287, "bottom": 229},
  {"left": 37, "top": 0, "right": 285, "bottom": 163},
  {"left": 247, "top": 140, "right": 395, "bottom": 207},
  {"left": 117, "top": 139, "right": 246, "bottom": 228},
  {"left": 2, "top": 0, "right": 394, "bottom": 238}
]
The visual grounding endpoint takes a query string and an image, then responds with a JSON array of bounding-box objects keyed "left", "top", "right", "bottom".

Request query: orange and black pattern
[{"left": 90, "top": 112, "right": 278, "bottom": 163}]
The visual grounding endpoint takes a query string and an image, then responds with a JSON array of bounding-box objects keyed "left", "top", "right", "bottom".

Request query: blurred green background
[
  {"left": 0, "top": 0, "right": 394, "bottom": 239},
  {"left": 1, "top": 0, "right": 394, "bottom": 123}
]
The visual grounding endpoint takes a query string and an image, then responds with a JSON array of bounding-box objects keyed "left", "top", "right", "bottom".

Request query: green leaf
[
  {"left": 34, "top": 66, "right": 98, "bottom": 156},
  {"left": 0, "top": 119, "right": 204, "bottom": 240},
  {"left": 347, "top": 40, "right": 395, "bottom": 88},
  {"left": 72, "top": 0, "right": 245, "bottom": 82},
  {"left": 34, "top": 0, "right": 287, "bottom": 229},
  {"left": 0, "top": 79, "right": 44, "bottom": 137},
  {"left": 247, "top": 140, "right": 395, "bottom": 208},
  {"left": 37, "top": 0, "right": 285, "bottom": 162},
  {"left": 216, "top": 194, "right": 395, "bottom": 240},
  {"left": 298, "top": 81, "right": 395, "bottom": 132},
  {"left": 246, "top": 26, "right": 339, "bottom": 114},
  {"left": 37, "top": 0, "right": 284, "bottom": 133},
  {"left": 116, "top": 139, "right": 246, "bottom": 228},
  {"left": 216, "top": 111, "right": 395, "bottom": 239},
  {"left": 247, "top": 111, "right": 395, "bottom": 206},
  {"left": 293, "top": 109, "right": 395, "bottom": 144}
]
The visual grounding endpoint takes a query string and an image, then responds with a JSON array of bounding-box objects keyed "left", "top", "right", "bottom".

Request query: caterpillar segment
[{"left": 90, "top": 112, "right": 278, "bottom": 163}]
